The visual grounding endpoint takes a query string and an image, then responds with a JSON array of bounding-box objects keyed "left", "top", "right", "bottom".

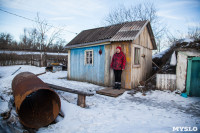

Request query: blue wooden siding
[{"left": 70, "top": 45, "right": 105, "bottom": 84}]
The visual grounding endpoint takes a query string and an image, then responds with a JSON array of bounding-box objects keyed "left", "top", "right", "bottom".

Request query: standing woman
[{"left": 110, "top": 46, "right": 126, "bottom": 89}]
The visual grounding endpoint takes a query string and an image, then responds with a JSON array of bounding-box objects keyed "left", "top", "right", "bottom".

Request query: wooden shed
[{"left": 65, "top": 20, "right": 157, "bottom": 89}]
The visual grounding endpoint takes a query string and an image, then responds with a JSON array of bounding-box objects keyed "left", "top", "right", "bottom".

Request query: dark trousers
[{"left": 114, "top": 70, "right": 122, "bottom": 82}]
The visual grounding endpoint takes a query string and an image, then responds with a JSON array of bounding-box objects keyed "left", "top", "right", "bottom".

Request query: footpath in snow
[{"left": 0, "top": 65, "right": 200, "bottom": 133}]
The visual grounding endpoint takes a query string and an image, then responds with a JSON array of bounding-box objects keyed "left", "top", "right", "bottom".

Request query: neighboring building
[
  {"left": 153, "top": 39, "right": 200, "bottom": 97},
  {"left": 176, "top": 48, "right": 200, "bottom": 97},
  {"left": 65, "top": 20, "right": 157, "bottom": 89}
]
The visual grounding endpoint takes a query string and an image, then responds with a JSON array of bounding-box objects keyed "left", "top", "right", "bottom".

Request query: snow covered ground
[{"left": 0, "top": 65, "right": 200, "bottom": 133}]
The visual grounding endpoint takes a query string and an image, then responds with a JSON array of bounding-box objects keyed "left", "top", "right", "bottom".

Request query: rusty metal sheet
[{"left": 12, "top": 72, "right": 61, "bottom": 129}]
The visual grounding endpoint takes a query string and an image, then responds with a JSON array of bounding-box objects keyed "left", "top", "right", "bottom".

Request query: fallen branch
[
  {"left": 11, "top": 67, "right": 21, "bottom": 75},
  {"left": 36, "top": 72, "right": 46, "bottom": 76}
]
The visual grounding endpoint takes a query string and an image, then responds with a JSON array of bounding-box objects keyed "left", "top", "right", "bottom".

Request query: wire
[{"left": 0, "top": 8, "right": 78, "bottom": 35}]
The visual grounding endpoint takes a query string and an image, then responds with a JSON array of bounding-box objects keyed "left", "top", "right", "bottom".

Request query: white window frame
[{"left": 84, "top": 50, "right": 94, "bottom": 66}]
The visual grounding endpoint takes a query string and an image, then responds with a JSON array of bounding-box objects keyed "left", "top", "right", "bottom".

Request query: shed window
[
  {"left": 85, "top": 50, "right": 93, "bottom": 65},
  {"left": 134, "top": 47, "right": 140, "bottom": 65}
]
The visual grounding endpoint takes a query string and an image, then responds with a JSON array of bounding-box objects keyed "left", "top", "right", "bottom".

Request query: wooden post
[
  {"left": 77, "top": 95, "right": 86, "bottom": 108},
  {"left": 104, "top": 45, "right": 110, "bottom": 86},
  {"left": 40, "top": 53, "right": 43, "bottom": 67},
  {"left": 31, "top": 55, "right": 33, "bottom": 66}
]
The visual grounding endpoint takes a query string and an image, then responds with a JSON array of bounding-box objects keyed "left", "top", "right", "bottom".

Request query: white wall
[{"left": 176, "top": 50, "right": 200, "bottom": 92}]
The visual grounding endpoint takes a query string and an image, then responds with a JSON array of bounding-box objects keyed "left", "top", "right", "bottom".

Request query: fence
[
  {"left": 0, "top": 53, "right": 68, "bottom": 67},
  {"left": 156, "top": 74, "right": 176, "bottom": 91}
]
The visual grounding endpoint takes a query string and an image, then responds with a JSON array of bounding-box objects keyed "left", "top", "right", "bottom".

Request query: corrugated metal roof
[
  {"left": 66, "top": 20, "right": 157, "bottom": 49},
  {"left": 111, "top": 21, "right": 147, "bottom": 41},
  {"left": 67, "top": 23, "right": 124, "bottom": 46},
  {"left": 110, "top": 30, "right": 139, "bottom": 41},
  {"left": 118, "top": 21, "right": 147, "bottom": 31}
]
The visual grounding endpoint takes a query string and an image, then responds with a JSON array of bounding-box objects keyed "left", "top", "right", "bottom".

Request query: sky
[{"left": 0, "top": 0, "right": 200, "bottom": 44}]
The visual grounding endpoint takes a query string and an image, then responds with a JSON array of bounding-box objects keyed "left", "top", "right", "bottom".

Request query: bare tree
[
  {"left": 166, "top": 22, "right": 200, "bottom": 47},
  {"left": 34, "top": 13, "right": 63, "bottom": 52},
  {"left": 0, "top": 33, "right": 13, "bottom": 50},
  {"left": 188, "top": 23, "right": 200, "bottom": 41},
  {"left": 19, "top": 26, "right": 65, "bottom": 52},
  {"left": 27, "top": 28, "right": 39, "bottom": 50},
  {"left": 103, "top": 2, "right": 167, "bottom": 52}
]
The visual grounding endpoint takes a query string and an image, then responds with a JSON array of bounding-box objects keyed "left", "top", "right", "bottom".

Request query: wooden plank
[
  {"left": 109, "top": 42, "right": 132, "bottom": 89},
  {"left": 123, "top": 43, "right": 132, "bottom": 89},
  {"left": 96, "top": 87, "right": 126, "bottom": 97},
  {"left": 109, "top": 43, "right": 115, "bottom": 86},
  {"left": 131, "top": 41, "right": 153, "bottom": 88},
  {"left": 69, "top": 45, "right": 105, "bottom": 85},
  {"left": 104, "top": 45, "right": 110, "bottom": 86},
  {"left": 46, "top": 83, "right": 94, "bottom": 96},
  {"left": 134, "top": 26, "right": 153, "bottom": 50}
]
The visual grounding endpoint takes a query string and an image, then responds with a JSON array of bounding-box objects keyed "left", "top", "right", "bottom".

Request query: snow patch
[
  {"left": 153, "top": 48, "right": 170, "bottom": 59},
  {"left": 182, "top": 38, "right": 194, "bottom": 43},
  {"left": 170, "top": 51, "right": 177, "bottom": 66}
]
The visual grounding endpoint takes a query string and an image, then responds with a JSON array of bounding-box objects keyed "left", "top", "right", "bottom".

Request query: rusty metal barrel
[{"left": 12, "top": 72, "right": 61, "bottom": 129}]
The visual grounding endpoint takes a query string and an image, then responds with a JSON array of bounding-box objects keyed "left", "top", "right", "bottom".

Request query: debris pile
[{"left": 45, "top": 63, "right": 67, "bottom": 72}]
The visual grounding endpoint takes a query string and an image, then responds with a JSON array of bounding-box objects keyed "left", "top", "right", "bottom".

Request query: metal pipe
[{"left": 12, "top": 72, "right": 61, "bottom": 129}]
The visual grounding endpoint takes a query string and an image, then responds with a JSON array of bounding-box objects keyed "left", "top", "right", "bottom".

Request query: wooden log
[
  {"left": 77, "top": 95, "right": 86, "bottom": 108},
  {"left": 46, "top": 83, "right": 94, "bottom": 108},
  {"left": 152, "top": 60, "right": 160, "bottom": 69},
  {"left": 36, "top": 72, "right": 46, "bottom": 76},
  {"left": 46, "top": 83, "right": 94, "bottom": 96},
  {"left": 46, "top": 83, "right": 93, "bottom": 96}
]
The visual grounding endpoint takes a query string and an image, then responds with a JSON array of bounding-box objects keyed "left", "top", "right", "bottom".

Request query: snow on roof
[
  {"left": 153, "top": 48, "right": 170, "bottom": 59},
  {"left": 175, "top": 38, "right": 200, "bottom": 50},
  {"left": 153, "top": 37, "right": 200, "bottom": 59},
  {"left": 178, "top": 38, "right": 194, "bottom": 43}
]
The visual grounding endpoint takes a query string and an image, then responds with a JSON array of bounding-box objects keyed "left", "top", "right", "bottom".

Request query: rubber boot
[
  {"left": 118, "top": 82, "right": 121, "bottom": 90},
  {"left": 113, "top": 82, "right": 117, "bottom": 89}
]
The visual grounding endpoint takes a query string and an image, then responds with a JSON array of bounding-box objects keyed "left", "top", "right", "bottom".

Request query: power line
[{"left": 0, "top": 8, "right": 78, "bottom": 35}]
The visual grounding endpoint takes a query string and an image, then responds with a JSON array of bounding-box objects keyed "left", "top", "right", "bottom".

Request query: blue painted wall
[{"left": 70, "top": 45, "right": 105, "bottom": 85}]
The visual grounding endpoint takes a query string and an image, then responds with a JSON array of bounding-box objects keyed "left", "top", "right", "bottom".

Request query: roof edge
[
  {"left": 147, "top": 22, "right": 157, "bottom": 50},
  {"left": 133, "top": 20, "right": 149, "bottom": 41},
  {"left": 65, "top": 39, "right": 110, "bottom": 49},
  {"left": 133, "top": 20, "right": 157, "bottom": 50}
]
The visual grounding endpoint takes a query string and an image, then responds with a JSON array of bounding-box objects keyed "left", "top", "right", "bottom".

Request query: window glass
[
  {"left": 134, "top": 48, "right": 140, "bottom": 65},
  {"left": 85, "top": 50, "right": 93, "bottom": 65}
]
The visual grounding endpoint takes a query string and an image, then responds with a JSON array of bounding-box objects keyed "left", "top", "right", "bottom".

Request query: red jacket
[{"left": 110, "top": 52, "right": 126, "bottom": 70}]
